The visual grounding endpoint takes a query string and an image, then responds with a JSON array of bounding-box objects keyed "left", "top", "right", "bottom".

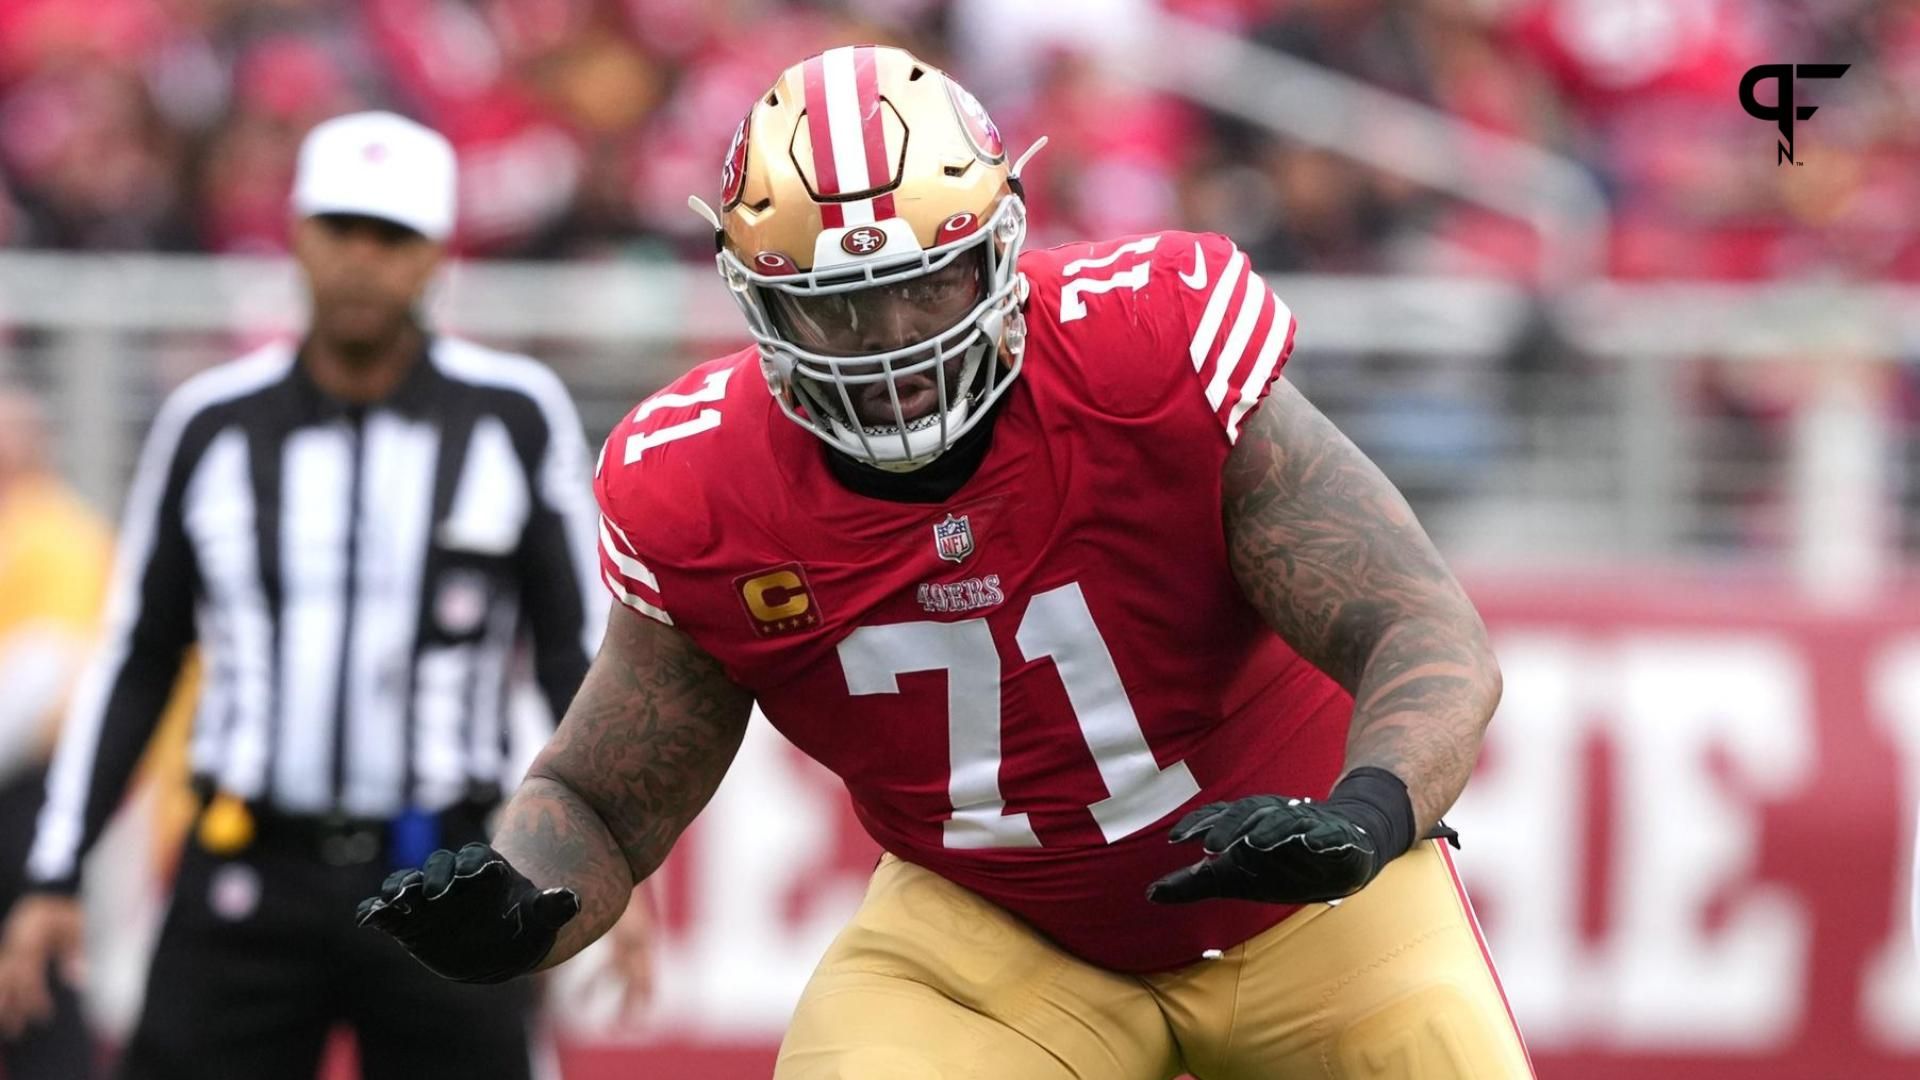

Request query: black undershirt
[{"left": 823, "top": 393, "right": 1009, "bottom": 504}]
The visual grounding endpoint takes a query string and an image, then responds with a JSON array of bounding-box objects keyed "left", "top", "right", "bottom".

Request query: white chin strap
[{"left": 827, "top": 395, "right": 980, "bottom": 473}]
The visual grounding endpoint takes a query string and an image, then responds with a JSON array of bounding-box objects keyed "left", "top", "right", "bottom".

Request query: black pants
[
  {"left": 0, "top": 768, "right": 96, "bottom": 1080},
  {"left": 118, "top": 821, "right": 534, "bottom": 1080}
]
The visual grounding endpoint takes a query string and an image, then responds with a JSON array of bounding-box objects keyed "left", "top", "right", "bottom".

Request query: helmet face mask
[
  {"left": 721, "top": 195, "right": 1027, "bottom": 469},
  {"left": 769, "top": 251, "right": 985, "bottom": 359},
  {"left": 705, "top": 45, "right": 1034, "bottom": 471}
]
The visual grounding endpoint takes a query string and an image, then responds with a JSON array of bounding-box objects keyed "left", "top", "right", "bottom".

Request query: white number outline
[
  {"left": 622, "top": 368, "right": 733, "bottom": 465},
  {"left": 1058, "top": 235, "right": 1159, "bottom": 324},
  {"left": 838, "top": 581, "right": 1198, "bottom": 849}
]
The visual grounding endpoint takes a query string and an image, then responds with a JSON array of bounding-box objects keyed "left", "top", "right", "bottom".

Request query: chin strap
[
  {"left": 823, "top": 389, "right": 1010, "bottom": 502},
  {"left": 863, "top": 454, "right": 933, "bottom": 475}
]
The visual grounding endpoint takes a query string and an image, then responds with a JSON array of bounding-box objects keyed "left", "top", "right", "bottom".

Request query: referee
[{"left": 0, "top": 112, "right": 605, "bottom": 1078}]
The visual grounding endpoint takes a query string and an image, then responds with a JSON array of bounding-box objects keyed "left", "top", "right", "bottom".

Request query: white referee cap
[{"left": 292, "top": 111, "right": 457, "bottom": 241}]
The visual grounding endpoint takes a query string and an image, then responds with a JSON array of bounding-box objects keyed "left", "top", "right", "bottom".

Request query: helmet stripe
[
  {"left": 854, "top": 46, "right": 896, "bottom": 220},
  {"left": 822, "top": 47, "right": 877, "bottom": 225},
  {"left": 802, "top": 54, "right": 846, "bottom": 227}
]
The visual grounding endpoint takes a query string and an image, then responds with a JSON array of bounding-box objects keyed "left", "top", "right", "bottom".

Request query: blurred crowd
[{"left": 0, "top": 0, "right": 1914, "bottom": 281}]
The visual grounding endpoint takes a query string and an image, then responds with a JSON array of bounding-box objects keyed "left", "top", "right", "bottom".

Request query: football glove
[
  {"left": 355, "top": 842, "right": 579, "bottom": 984},
  {"left": 1146, "top": 767, "right": 1415, "bottom": 906}
]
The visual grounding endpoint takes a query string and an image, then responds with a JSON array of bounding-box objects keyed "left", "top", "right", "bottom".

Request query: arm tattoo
[
  {"left": 492, "top": 604, "right": 753, "bottom": 967},
  {"left": 1223, "top": 381, "right": 1502, "bottom": 831}
]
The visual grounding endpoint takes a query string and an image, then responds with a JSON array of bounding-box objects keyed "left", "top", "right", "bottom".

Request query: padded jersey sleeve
[
  {"left": 1142, "top": 231, "right": 1298, "bottom": 445},
  {"left": 1036, "top": 230, "right": 1297, "bottom": 449},
  {"left": 591, "top": 361, "right": 740, "bottom": 628},
  {"left": 594, "top": 430, "right": 674, "bottom": 628}
]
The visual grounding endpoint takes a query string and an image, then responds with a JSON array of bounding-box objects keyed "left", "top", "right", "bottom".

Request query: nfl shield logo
[{"left": 933, "top": 514, "right": 975, "bottom": 563}]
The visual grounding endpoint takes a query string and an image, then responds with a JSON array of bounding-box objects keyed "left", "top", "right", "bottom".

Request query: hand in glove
[
  {"left": 356, "top": 842, "right": 579, "bottom": 984},
  {"left": 1147, "top": 767, "right": 1415, "bottom": 906}
]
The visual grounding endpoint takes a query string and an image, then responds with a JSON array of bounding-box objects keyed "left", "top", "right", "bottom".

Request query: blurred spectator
[
  {"left": 0, "top": 0, "right": 1911, "bottom": 277},
  {"left": 0, "top": 382, "right": 110, "bottom": 1078},
  {"left": 0, "top": 62, "right": 185, "bottom": 249}
]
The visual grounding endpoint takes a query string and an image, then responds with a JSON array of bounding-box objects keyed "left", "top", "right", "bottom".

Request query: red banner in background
[{"left": 539, "top": 574, "right": 1920, "bottom": 1080}]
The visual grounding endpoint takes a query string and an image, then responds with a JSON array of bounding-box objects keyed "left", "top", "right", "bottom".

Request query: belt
[
  {"left": 253, "top": 811, "right": 389, "bottom": 867},
  {"left": 198, "top": 800, "right": 494, "bottom": 868}
]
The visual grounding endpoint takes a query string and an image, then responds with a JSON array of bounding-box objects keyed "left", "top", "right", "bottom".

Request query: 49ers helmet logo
[
  {"left": 720, "top": 114, "right": 750, "bottom": 208},
  {"left": 840, "top": 225, "right": 887, "bottom": 256},
  {"left": 944, "top": 75, "right": 1005, "bottom": 164}
]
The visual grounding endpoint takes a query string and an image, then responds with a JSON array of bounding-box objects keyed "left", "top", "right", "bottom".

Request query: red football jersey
[{"left": 595, "top": 231, "right": 1352, "bottom": 973}]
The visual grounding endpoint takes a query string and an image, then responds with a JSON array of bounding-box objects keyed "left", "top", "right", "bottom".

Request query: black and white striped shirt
[{"left": 28, "top": 337, "right": 604, "bottom": 890}]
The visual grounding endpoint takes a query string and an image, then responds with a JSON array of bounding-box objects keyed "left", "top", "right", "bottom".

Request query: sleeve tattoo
[
  {"left": 1222, "top": 380, "right": 1502, "bottom": 831},
  {"left": 491, "top": 603, "right": 753, "bottom": 966}
]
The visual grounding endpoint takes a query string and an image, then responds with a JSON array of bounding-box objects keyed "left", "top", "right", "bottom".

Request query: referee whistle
[{"left": 197, "top": 792, "right": 256, "bottom": 856}]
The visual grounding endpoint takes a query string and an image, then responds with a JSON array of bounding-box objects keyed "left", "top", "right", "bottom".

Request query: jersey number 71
[{"left": 837, "top": 581, "right": 1199, "bottom": 849}]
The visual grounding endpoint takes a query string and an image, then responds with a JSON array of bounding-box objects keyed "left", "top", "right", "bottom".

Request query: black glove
[
  {"left": 1146, "top": 767, "right": 1415, "bottom": 906},
  {"left": 354, "top": 842, "right": 580, "bottom": 984}
]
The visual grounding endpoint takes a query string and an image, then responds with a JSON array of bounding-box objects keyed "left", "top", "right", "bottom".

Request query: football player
[{"left": 360, "top": 46, "right": 1533, "bottom": 1078}]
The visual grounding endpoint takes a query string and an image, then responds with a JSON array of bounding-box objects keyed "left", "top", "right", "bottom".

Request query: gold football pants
[{"left": 775, "top": 840, "right": 1533, "bottom": 1079}]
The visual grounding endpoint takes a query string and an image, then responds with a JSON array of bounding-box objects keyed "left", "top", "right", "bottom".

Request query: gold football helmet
[{"left": 690, "top": 45, "right": 1044, "bottom": 470}]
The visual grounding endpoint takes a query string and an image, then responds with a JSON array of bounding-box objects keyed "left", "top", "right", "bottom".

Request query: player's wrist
[{"left": 1326, "top": 766, "right": 1416, "bottom": 866}]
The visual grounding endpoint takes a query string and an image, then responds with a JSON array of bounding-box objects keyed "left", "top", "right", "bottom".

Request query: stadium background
[{"left": 2, "top": 0, "right": 1918, "bottom": 1076}]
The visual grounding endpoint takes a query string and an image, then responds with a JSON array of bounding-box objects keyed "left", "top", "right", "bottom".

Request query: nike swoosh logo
[{"left": 1179, "top": 241, "right": 1207, "bottom": 289}]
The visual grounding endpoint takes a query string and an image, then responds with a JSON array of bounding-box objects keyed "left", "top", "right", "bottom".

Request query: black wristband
[{"left": 1327, "top": 766, "right": 1417, "bottom": 862}]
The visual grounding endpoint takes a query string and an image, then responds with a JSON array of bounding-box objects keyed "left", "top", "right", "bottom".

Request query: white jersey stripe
[
  {"left": 1203, "top": 276, "right": 1270, "bottom": 410},
  {"left": 605, "top": 570, "right": 673, "bottom": 626},
  {"left": 606, "top": 518, "right": 645, "bottom": 553},
  {"left": 273, "top": 425, "right": 352, "bottom": 812},
  {"left": 1188, "top": 249, "right": 1247, "bottom": 372},
  {"left": 1224, "top": 297, "right": 1295, "bottom": 442},
  {"left": 191, "top": 430, "right": 273, "bottom": 804},
  {"left": 600, "top": 517, "right": 660, "bottom": 591},
  {"left": 604, "top": 517, "right": 644, "bottom": 558},
  {"left": 345, "top": 412, "right": 440, "bottom": 815}
]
